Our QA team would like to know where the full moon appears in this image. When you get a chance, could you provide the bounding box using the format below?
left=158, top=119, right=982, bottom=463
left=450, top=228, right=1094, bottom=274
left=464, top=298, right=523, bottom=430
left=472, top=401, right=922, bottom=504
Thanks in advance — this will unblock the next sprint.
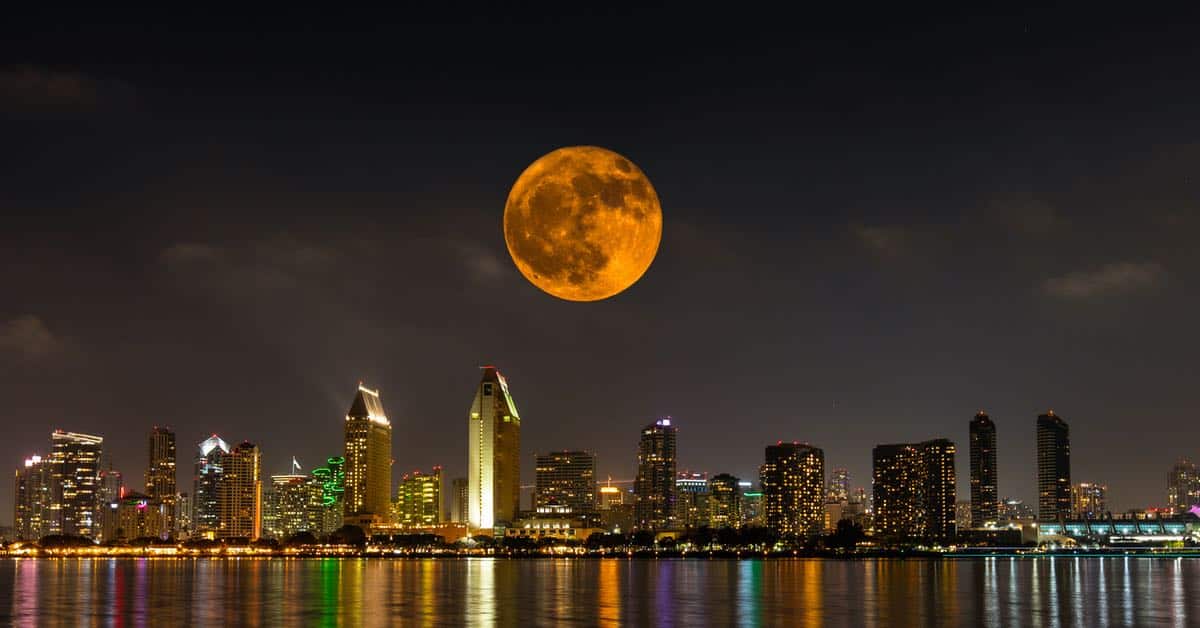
left=503, top=146, right=663, bottom=302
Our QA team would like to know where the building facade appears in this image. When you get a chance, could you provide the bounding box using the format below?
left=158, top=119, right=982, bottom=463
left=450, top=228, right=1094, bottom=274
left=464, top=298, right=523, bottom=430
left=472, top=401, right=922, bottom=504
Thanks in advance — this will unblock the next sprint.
left=1167, top=459, right=1200, bottom=514
left=760, top=442, right=825, bottom=537
left=13, top=454, right=52, bottom=540
left=394, top=467, right=442, bottom=527
left=535, top=451, right=597, bottom=514
left=467, top=367, right=522, bottom=531
left=264, top=473, right=323, bottom=539
left=218, top=441, right=262, bottom=539
left=450, top=477, right=469, bottom=523
left=343, top=384, right=393, bottom=526
left=1072, top=482, right=1108, bottom=519
left=674, top=471, right=709, bottom=529
left=49, top=430, right=104, bottom=539
left=193, top=435, right=230, bottom=538
left=708, top=473, right=742, bottom=529
left=145, top=426, right=177, bottom=536
left=968, top=411, right=998, bottom=528
left=872, top=439, right=957, bottom=541
left=1036, top=411, right=1071, bottom=522
left=634, top=418, right=677, bottom=531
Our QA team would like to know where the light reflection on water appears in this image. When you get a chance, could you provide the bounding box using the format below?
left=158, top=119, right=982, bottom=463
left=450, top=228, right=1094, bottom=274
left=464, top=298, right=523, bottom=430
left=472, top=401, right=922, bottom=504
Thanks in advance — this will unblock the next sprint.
left=1, top=557, right=1197, bottom=627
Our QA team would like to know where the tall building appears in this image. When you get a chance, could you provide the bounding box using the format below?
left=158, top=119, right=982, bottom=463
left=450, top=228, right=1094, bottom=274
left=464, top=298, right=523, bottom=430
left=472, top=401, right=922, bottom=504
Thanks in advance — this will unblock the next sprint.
left=708, top=473, right=742, bottom=529
left=675, top=471, right=709, bottom=528
left=13, top=454, right=52, bottom=540
left=312, top=456, right=346, bottom=534
left=1071, top=481, right=1108, bottom=519
left=99, top=467, right=123, bottom=505
left=343, top=384, right=393, bottom=526
left=1167, top=459, right=1200, bottom=513
left=467, top=367, right=522, bottom=530
left=872, top=439, right=957, bottom=541
left=1036, top=411, right=1071, bottom=522
left=827, top=467, right=849, bottom=502
left=394, top=467, right=442, bottom=527
left=450, top=477, right=469, bottom=523
left=634, top=418, right=677, bottom=530
left=49, top=430, right=104, bottom=539
left=535, top=451, right=597, bottom=514
left=218, top=441, right=261, bottom=538
left=176, top=492, right=192, bottom=538
left=145, top=426, right=177, bottom=535
left=968, top=411, right=998, bottom=528
left=264, top=473, right=322, bottom=539
left=193, top=435, right=230, bottom=538
left=760, top=442, right=825, bottom=537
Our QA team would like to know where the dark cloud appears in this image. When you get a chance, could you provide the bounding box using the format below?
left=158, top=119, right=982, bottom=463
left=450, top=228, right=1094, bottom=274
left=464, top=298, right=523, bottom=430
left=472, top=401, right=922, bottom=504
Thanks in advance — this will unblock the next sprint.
left=851, top=224, right=913, bottom=258
left=0, top=315, right=63, bottom=360
left=1041, top=262, right=1166, bottom=299
left=0, top=65, right=135, bottom=112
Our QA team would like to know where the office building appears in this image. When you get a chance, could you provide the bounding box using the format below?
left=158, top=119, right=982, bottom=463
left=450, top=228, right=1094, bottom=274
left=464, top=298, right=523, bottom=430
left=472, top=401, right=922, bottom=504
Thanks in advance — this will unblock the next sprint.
left=828, top=468, right=849, bottom=502
left=760, top=442, right=825, bottom=537
left=312, top=456, right=346, bottom=534
left=343, top=384, right=393, bottom=527
left=467, top=366, right=522, bottom=530
left=1036, top=411, right=1071, bottom=522
left=675, top=471, right=709, bottom=528
left=450, top=477, right=469, bottom=523
left=634, top=418, right=677, bottom=530
left=193, top=435, right=230, bottom=538
left=145, top=426, right=177, bottom=535
left=1072, top=482, right=1108, bottom=519
left=535, top=451, right=597, bottom=514
left=1167, top=459, right=1200, bottom=513
left=708, top=473, right=742, bottom=529
left=49, top=430, right=104, bottom=539
left=13, top=454, right=52, bottom=541
left=394, top=467, right=442, bottom=527
left=968, top=411, right=998, bottom=528
left=218, top=441, right=262, bottom=538
left=264, top=473, right=322, bottom=539
left=872, top=439, right=957, bottom=540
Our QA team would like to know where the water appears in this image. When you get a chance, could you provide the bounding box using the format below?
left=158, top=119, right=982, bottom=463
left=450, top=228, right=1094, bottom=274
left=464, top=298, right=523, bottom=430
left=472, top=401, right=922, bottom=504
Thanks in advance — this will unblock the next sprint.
left=1, top=557, right=1197, bottom=626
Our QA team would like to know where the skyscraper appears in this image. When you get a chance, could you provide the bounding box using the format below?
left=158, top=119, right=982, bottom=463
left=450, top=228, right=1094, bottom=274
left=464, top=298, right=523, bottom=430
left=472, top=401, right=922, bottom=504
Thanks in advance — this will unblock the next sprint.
left=343, top=384, right=393, bottom=527
left=13, top=454, right=51, bottom=541
left=145, top=426, right=177, bottom=535
left=1071, top=481, right=1107, bottom=519
left=49, top=430, right=104, bottom=539
left=264, top=473, right=322, bottom=539
left=1036, top=411, right=1071, bottom=522
left=760, top=442, right=825, bottom=537
left=218, top=441, right=262, bottom=539
left=193, top=434, right=230, bottom=538
left=1167, top=459, right=1200, bottom=513
left=311, top=456, right=346, bottom=534
left=968, top=411, right=998, bottom=528
left=827, top=467, right=850, bottom=502
left=708, top=473, right=742, bottom=529
left=467, top=367, right=522, bottom=530
left=535, top=451, right=597, bottom=514
left=872, top=439, right=957, bottom=541
left=675, top=471, right=709, bottom=528
left=634, top=418, right=677, bottom=530
left=394, top=467, right=442, bottom=527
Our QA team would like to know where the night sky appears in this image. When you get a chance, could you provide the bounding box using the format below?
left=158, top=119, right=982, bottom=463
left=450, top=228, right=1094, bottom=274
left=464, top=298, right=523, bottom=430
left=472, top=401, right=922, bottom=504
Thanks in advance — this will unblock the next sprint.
left=3, top=7, right=1199, bottom=521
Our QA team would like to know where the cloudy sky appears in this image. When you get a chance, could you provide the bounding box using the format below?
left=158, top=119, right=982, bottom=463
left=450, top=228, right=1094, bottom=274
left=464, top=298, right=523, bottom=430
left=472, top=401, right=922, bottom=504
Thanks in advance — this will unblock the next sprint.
left=2, top=7, right=1199, bottom=520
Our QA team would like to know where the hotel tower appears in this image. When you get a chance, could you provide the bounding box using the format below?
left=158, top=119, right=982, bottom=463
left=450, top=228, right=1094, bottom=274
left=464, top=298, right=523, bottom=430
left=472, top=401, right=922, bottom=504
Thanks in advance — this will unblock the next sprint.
left=467, top=366, right=522, bottom=531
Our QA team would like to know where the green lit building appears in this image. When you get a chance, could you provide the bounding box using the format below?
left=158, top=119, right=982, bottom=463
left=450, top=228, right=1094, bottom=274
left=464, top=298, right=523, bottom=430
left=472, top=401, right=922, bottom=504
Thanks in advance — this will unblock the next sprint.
left=393, top=467, right=442, bottom=527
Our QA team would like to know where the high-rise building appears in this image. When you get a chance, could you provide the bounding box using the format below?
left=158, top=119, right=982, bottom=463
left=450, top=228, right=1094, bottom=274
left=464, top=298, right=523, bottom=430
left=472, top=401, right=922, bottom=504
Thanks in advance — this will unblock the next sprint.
left=394, top=467, right=442, bottom=527
left=1036, top=411, right=1071, bottom=522
left=760, top=442, right=825, bottom=537
left=1167, top=459, right=1200, bottom=514
left=49, top=430, right=104, bottom=539
left=535, top=451, right=597, bottom=514
left=1071, top=482, right=1108, bottom=519
left=675, top=471, right=709, bottom=528
left=193, top=435, right=230, bottom=538
left=264, top=473, right=322, bottom=539
left=827, top=468, right=849, bottom=502
left=872, top=439, right=957, bottom=541
left=13, top=454, right=52, bottom=541
left=708, top=473, right=742, bottom=529
left=218, top=441, right=262, bottom=539
left=312, top=456, right=346, bottom=534
left=145, top=426, right=177, bottom=535
left=968, top=411, right=998, bottom=528
left=634, top=418, right=677, bottom=530
left=176, top=492, right=192, bottom=538
left=450, top=477, right=469, bottom=523
left=343, top=384, right=393, bottom=527
left=467, top=367, right=522, bottom=530
left=99, top=467, right=123, bottom=505
left=598, top=484, right=624, bottom=509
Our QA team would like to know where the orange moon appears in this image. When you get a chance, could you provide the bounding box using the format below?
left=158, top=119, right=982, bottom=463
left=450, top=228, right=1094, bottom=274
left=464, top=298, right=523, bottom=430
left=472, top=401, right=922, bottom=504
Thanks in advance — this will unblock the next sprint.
left=503, top=146, right=663, bottom=301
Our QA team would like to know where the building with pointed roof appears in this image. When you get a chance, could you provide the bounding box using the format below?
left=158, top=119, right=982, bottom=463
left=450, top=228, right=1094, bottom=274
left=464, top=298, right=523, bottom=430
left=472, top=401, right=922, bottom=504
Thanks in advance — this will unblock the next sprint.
left=468, top=366, right=522, bottom=531
left=343, top=384, right=392, bottom=527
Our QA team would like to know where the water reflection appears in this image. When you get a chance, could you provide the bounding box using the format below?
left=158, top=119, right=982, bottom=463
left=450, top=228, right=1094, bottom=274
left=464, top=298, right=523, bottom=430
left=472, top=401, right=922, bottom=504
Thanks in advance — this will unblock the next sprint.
left=0, top=557, right=1197, bottom=627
